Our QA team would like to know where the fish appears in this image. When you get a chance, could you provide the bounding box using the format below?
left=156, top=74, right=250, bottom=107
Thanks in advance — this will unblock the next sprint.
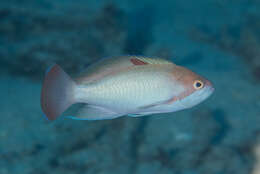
left=41, top=56, right=214, bottom=121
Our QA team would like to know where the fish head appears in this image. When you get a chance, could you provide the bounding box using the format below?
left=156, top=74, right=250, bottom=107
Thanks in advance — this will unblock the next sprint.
left=170, top=66, right=214, bottom=109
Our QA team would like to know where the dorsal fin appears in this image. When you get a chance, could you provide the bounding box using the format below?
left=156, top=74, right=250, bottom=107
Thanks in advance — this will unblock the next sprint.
left=130, top=56, right=174, bottom=65
left=76, top=56, right=174, bottom=84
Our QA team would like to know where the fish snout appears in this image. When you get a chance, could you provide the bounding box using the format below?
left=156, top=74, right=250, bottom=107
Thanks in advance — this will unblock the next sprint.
left=204, top=80, right=215, bottom=93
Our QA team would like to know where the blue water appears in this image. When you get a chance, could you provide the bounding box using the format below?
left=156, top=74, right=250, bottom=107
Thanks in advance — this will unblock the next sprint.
left=0, top=0, right=260, bottom=174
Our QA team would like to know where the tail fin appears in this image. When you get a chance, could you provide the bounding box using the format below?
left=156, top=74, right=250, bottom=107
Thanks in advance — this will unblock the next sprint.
left=41, top=64, right=76, bottom=121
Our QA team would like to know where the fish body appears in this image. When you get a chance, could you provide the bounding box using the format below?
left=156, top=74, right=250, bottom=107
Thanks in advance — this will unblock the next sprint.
left=41, top=56, right=214, bottom=121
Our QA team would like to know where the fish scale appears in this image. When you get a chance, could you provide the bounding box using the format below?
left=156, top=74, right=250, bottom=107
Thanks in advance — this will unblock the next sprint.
left=76, top=66, right=175, bottom=112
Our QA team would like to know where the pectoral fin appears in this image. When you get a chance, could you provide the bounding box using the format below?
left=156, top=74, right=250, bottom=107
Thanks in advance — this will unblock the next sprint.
left=138, top=100, right=169, bottom=110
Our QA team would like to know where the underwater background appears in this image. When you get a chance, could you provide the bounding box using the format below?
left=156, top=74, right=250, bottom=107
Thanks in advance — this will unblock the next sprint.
left=0, top=0, right=260, bottom=174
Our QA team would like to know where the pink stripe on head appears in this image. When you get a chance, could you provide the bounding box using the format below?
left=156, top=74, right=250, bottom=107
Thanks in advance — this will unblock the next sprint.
left=166, top=88, right=194, bottom=104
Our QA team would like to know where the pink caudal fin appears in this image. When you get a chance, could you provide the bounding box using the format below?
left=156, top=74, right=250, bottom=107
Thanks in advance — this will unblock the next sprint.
left=41, top=64, right=76, bottom=121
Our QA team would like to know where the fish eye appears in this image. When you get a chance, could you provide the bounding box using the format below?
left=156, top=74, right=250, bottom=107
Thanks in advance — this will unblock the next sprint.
left=193, top=80, right=203, bottom=90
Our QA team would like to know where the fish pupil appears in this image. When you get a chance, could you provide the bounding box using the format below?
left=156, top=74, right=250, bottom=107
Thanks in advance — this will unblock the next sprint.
left=196, top=82, right=202, bottom=88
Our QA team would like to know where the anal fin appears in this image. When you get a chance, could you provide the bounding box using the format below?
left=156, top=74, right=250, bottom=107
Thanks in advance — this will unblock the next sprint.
left=65, top=104, right=122, bottom=120
left=127, top=113, right=144, bottom=117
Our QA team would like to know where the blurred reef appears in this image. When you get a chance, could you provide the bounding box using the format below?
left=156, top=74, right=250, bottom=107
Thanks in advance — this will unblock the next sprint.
left=0, top=0, right=260, bottom=174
